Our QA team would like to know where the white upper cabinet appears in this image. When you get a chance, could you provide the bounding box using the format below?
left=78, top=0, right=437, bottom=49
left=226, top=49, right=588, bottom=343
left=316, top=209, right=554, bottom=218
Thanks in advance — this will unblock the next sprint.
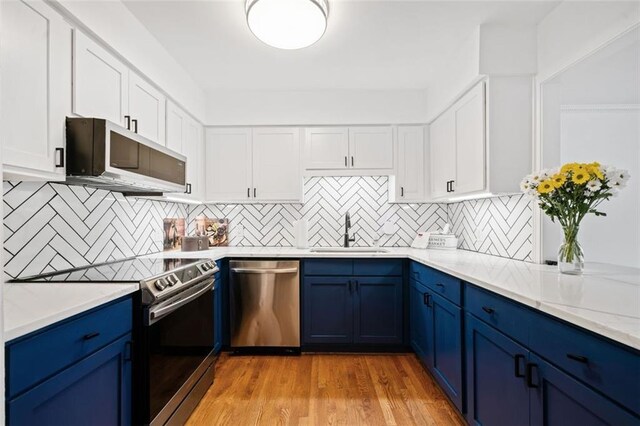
left=430, top=82, right=485, bottom=199
left=73, top=30, right=129, bottom=127
left=252, top=128, right=302, bottom=201
left=394, top=126, right=426, bottom=202
left=205, top=128, right=302, bottom=203
left=304, top=126, right=393, bottom=174
left=1, top=0, right=71, bottom=181
left=348, top=127, right=393, bottom=170
left=129, top=72, right=166, bottom=144
left=428, top=78, right=532, bottom=200
left=183, top=117, right=204, bottom=200
left=454, top=84, right=485, bottom=194
left=429, top=111, right=456, bottom=199
left=205, top=128, right=253, bottom=202
left=304, top=127, right=349, bottom=170
left=166, top=101, right=187, bottom=154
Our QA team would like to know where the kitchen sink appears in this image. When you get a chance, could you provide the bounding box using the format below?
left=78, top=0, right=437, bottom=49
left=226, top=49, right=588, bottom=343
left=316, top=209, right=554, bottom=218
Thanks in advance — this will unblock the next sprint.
left=309, top=247, right=389, bottom=254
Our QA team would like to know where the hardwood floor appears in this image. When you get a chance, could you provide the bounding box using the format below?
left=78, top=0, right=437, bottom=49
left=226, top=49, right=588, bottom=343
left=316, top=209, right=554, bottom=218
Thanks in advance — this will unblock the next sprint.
left=187, top=353, right=464, bottom=426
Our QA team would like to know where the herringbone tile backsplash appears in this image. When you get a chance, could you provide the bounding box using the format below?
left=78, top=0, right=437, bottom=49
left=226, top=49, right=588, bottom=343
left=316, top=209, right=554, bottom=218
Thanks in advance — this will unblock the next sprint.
left=3, top=177, right=533, bottom=279
left=3, top=182, right=187, bottom=280
left=189, top=177, right=449, bottom=247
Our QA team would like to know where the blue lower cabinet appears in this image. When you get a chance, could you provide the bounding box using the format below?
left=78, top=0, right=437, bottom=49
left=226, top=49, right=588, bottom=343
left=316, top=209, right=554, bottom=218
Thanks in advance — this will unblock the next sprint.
left=410, top=280, right=429, bottom=363
left=8, top=334, right=132, bottom=426
left=529, top=353, right=639, bottom=426
left=303, top=276, right=353, bottom=344
left=429, top=292, right=463, bottom=411
left=466, top=314, right=530, bottom=426
left=213, top=260, right=225, bottom=354
left=353, top=276, right=403, bottom=345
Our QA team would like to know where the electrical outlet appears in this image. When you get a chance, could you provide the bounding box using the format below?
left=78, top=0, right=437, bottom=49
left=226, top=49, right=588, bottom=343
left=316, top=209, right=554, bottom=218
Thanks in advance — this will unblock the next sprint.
left=236, top=225, right=244, bottom=239
left=475, top=228, right=487, bottom=243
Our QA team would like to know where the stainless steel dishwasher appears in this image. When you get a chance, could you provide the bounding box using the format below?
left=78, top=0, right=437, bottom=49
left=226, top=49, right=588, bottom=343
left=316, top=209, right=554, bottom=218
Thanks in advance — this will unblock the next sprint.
left=229, top=260, right=300, bottom=353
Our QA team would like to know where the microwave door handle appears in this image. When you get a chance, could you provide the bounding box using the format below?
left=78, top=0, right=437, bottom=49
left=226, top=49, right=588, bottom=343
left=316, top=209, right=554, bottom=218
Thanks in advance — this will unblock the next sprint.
left=149, top=280, right=213, bottom=324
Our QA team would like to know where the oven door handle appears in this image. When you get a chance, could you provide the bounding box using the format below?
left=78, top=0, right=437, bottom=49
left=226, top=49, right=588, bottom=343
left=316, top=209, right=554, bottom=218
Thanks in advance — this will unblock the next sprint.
left=231, top=267, right=298, bottom=274
left=149, top=280, right=214, bottom=324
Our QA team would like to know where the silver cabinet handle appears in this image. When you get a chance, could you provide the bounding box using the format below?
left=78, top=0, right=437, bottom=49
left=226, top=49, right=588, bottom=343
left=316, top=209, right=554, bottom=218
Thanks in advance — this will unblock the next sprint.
left=231, top=267, right=298, bottom=274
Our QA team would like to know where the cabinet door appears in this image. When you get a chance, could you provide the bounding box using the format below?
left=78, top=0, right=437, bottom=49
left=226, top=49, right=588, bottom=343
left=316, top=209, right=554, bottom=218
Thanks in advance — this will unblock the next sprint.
left=1, top=0, right=70, bottom=180
left=184, top=118, right=204, bottom=200
left=128, top=72, right=165, bottom=144
left=396, top=126, right=425, bottom=201
left=304, top=127, right=349, bottom=170
left=205, top=128, right=253, bottom=202
left=165, top=101, right=186, bottom=154
left=429, top=111, right=456, bottom=199
left=303, top=277, right=353, bottom=344
left=410, top=280, right=430, bottom=362
left=348, top=127, right=393, bottom=170
left=453, top=82, right=485, bottom=195
left=73, top=30, right=129, bottom=127
left=8, top=334, right=132, bottom=426
left=466, top=314, right=530, bottom=426
left=429, top=292, right=463, bottom=411
left=252, top=127, right=302, bottom=201
left=353, top=276, right=403, bottom=345
left=529, top=353, right=639, bottom=426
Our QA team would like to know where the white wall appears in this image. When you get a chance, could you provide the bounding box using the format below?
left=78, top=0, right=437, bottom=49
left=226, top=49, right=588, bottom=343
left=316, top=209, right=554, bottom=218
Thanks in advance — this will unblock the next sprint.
left=537, top=1, right=640, bottom=81
left=53, top=0, right=206, bottom=121
left=425, top=27, right=480, bottom=121
left=205, top=89, right=428, bottom=126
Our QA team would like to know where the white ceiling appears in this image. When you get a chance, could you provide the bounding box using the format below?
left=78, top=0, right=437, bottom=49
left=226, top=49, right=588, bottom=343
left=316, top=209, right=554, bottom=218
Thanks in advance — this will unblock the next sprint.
left=122, top=0, right=559, bottom=91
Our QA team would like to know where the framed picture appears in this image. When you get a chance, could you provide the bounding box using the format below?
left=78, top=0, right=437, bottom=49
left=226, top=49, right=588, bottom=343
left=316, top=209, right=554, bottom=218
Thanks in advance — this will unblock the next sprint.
left=194, top=217, right=229, bottom=247
left=163, top=218, right=185, bottom=251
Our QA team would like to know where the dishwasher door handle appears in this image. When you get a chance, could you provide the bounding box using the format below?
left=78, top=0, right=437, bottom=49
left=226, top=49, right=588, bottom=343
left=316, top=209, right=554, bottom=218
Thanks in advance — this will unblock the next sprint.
left=231, top=267, right=298, bottom=274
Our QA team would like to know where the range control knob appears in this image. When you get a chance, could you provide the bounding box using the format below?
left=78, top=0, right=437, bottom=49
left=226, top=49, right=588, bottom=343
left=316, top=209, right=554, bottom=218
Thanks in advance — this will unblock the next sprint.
left=154, top=279, right=166, bottom=291
left=201, top=263, right=210, bottom=271
left=167, top=275, right=177, bottom=286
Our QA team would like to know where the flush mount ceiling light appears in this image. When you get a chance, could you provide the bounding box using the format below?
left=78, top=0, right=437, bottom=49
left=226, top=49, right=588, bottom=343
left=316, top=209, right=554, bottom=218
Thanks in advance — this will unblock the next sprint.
left=245, top=0, right=329, bottom=50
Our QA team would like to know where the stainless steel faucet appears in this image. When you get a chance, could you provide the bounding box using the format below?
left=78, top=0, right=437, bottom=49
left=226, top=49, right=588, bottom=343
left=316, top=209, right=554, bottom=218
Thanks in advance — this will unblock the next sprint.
left=343, top=212, right=356, bottom=247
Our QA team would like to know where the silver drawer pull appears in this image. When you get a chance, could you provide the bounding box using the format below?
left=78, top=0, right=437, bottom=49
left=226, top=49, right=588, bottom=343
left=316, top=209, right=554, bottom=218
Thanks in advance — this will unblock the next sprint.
left=231, top=267, right=298, bottom=274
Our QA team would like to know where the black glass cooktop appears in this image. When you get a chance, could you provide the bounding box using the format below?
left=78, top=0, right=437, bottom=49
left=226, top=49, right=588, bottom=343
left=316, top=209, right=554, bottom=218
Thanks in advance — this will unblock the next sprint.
left=15, top=257, right=202, bottom=283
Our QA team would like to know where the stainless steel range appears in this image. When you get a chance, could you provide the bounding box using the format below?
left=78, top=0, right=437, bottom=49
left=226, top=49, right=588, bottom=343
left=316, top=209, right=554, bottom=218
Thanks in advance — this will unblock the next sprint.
left=21, top=257, right=220, bottom=426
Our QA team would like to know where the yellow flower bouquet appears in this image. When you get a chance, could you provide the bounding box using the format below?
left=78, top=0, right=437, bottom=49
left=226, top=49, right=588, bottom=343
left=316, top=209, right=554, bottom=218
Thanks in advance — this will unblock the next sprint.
left=521, top=162, right=630, bottom=274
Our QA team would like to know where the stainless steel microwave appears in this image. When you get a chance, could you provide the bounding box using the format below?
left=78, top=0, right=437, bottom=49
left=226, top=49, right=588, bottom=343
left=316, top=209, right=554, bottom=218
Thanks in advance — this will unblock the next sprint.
left=65, top=117, right=186, bottom=194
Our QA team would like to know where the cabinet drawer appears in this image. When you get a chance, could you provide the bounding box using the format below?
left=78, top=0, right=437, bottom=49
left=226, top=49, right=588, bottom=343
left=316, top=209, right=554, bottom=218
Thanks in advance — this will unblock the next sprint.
left=7, top=298, right=132, bottom=398
left=353, top=259, right=402, bottom=276
left=465, top=285, right=531, bottom=345
left=410, top=262, right=461, bottom=305
left=304, top=259, right=353, bottom=276
left=530, top=314, right=640, bottom=416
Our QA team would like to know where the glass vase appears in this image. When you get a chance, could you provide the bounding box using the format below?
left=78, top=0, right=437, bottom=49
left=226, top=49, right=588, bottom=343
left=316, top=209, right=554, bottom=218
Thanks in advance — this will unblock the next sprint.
left=557, top=225, right=584, bottom=275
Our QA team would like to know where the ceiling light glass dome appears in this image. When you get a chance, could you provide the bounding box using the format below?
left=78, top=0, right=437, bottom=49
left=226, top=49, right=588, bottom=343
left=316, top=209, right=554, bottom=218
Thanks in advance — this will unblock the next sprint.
left=245, top=0, right=329, bottom=50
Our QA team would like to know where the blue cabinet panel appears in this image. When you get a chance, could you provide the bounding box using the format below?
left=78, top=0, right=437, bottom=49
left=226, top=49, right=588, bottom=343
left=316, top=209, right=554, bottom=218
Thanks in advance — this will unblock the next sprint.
left=353, top=259, right=403, bottom=276
left=465, top=284, right=531, bottom=346
left=8, top=334, right=132, bottom=426
left=466, top=313, right=530, bottom=426
left=529, top=312, right=640, bottom=416
left=303, top=277, right=353, bottom=344
left=304, top=259, right=353, bottom=276
left=213, top=260, right=225, bottom=354
left=430, top=292, right=463, bottom=411
left=7, top=298, right=132, bottom=398
left=410, top=279, right=429, bottom=363
left=353, top=276, right=403, bottom=344
left=529, top=353, right=639, bottom=426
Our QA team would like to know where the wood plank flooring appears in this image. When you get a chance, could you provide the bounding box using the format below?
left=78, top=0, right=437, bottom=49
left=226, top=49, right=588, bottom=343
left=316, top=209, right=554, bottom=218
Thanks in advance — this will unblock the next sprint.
left=187, top=353, right=464, bottom=426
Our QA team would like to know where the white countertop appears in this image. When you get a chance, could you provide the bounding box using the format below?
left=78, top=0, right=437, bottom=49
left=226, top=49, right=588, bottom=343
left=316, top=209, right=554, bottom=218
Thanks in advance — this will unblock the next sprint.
left=3, top=282, right=138, bottom=342
left=145, top=247, right=640, bottom=350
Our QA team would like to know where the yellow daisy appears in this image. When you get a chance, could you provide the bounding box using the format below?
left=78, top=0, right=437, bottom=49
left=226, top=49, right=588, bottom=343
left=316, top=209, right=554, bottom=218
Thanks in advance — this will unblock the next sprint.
left=560, top=163, right=578, bottom=174
left=586, top=162, right=604, bottom=180
left=537, top=179, right=555, bottom=194
left=571, top=170, right=590, bottom=185
left=551, top=173, right=567, bottom=187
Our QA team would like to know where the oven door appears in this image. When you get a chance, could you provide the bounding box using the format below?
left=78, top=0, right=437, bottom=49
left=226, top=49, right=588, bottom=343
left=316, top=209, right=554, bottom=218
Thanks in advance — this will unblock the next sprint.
left=144, top=279, right=215, bottom=425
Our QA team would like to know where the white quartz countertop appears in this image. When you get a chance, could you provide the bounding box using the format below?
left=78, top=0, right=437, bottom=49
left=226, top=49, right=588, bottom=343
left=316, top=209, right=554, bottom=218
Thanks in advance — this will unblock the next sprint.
left=145, top=247, right=640, bottom=350
left=3, top=282, right=138, bottom=342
